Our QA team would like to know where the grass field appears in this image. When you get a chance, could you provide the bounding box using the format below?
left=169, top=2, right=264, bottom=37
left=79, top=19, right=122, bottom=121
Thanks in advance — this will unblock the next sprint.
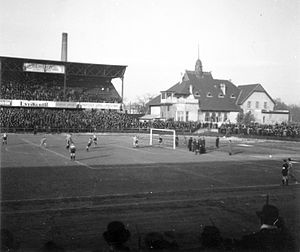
left=1, top=133, right=300, bottom=251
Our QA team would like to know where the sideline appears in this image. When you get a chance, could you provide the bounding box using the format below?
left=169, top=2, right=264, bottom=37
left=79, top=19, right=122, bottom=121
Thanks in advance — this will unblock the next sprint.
left=2, top=184, right=299, bottom=214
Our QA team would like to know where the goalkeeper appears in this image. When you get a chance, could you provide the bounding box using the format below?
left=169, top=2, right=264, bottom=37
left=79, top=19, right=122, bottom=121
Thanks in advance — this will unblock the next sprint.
left=158, top=135, right=163, bottom=145
left=133, top=135, right=139, bottom=148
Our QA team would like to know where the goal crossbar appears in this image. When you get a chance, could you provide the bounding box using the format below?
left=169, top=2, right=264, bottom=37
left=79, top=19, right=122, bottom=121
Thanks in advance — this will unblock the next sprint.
left=150, top=128, right=176, bottom=149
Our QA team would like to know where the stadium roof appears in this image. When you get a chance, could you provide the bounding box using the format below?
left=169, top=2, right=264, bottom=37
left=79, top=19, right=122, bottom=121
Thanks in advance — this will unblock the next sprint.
left=0, top=56, right=127, bottom=79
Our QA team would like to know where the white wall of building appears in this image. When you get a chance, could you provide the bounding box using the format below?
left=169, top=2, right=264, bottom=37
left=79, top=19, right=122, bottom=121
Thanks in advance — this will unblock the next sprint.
left=149, top=90, right=288, bottom=124
left=227, top=112, right=239, bottom=123
left=150, top=106, right=161, bottom=116
left=262, top=112, right=289, bottom=124
left=241, top=92, right=275, bottom=123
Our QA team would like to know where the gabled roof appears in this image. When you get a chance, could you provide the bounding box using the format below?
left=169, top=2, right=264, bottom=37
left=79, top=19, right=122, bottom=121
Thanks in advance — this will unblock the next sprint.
left=147, top=94, right=161, bottom=106
left=166, top=82, right=182, bottom=93
left=161, top=70, right=241, bottom=111
left=237, top=84, right=275, bottom=105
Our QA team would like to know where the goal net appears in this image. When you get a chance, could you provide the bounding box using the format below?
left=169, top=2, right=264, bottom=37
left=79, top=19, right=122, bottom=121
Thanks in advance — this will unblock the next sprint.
left=149, top=128, right=176, bottom=149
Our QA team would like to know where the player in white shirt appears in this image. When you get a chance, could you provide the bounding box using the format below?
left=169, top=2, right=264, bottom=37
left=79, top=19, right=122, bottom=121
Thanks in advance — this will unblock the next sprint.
left=70, top=143, right=76, bottom=160
left=66, top=134, right=73, bottom=149
left=93, top=134, right=98, bottom=146
left=2, top=133, right=8, bottom=145
left=40, top=136, right=47, bottom=147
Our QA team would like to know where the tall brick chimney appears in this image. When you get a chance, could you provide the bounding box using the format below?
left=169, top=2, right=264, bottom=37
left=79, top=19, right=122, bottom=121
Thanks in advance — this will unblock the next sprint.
left=61, top=33, right=68, bottom=62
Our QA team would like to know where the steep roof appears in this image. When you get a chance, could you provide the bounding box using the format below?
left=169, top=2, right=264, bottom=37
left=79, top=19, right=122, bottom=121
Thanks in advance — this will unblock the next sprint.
left=237, top=84, right=275, bottom=105
left=147, top=94, right=161, bottom=106
left=163, top=70, right=241, bottom=111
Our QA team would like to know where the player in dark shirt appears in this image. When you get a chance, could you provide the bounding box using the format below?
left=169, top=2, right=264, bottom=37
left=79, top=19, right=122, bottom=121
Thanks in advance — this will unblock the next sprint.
left=158, top=135, right=163, bottom=145
left=86, top=137, right=93, bottom=151
left=216, top=136, right=219, bottom=148
left=282, top=159, right=289, bottom=185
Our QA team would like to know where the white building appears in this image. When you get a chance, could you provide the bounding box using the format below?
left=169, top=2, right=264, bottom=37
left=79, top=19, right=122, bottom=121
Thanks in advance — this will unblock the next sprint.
left=147, top=58, right=289, bottom=124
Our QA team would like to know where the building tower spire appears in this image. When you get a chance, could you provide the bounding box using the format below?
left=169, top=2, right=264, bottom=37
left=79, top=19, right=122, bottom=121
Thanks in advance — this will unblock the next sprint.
left=195, top=44, right=203, bottom=76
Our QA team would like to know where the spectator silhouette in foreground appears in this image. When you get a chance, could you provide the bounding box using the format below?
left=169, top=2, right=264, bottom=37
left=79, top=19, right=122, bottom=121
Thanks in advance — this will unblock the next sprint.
left=200, top=225, right=223, bottom=250
left=1, top=229, right=19, bottom=251
left=144, top=232, right=178, bottom=250
left=103, top=221, right=131, bottom=251
left=200, top=204, right=296, bottom=251
left=231, top=204, right=296, bottom=251
left=40, top=241, right=64, bottom=251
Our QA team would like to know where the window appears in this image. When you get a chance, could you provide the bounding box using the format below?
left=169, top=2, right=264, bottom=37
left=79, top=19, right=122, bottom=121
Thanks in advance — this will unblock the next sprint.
left=211, top=112, right=216, bottom=122
left=205, top=112, right=210, bottom=121
left=224, top=112, right=228, bottom=121
left=186, top=111, right=189, bottom=121
left=247, top=101, right=251, bottom=108
left=177, top=111, right=184, bottom=121
left=167, top=105, right=170, bottom=111
left=207, top=92, right=212, bottom=97
left=256, top=101, right=259, bottom=109
left=218, top=93, right=224, bottom=98
left=230, top=94, right=235, bottom=99
left=264, top=102, right=267, bottom=109
left=195, top=91, right=200, bottom=97
left=218, top=112, right=222, bottom=122
left=162, top=93, right=166, bottom=99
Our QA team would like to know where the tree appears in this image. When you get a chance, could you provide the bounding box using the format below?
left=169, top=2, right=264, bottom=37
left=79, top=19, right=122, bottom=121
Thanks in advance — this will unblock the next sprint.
left=135, top=93, right=157, bottom=114
left=236, top=111, right=244, bottom=124
left=274, top=98, right=300, bottom=122
left=289, top=104, right=300, bottom=122
left=124, top=93, right=157, bottom=114
left=236, top=111, right=255, bottom=125
left=243, top=111, right=255, bottom=125
left=274, top=98, right=289, bottom=110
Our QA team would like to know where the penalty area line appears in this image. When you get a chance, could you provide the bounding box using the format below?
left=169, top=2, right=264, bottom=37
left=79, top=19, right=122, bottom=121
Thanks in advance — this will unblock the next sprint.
left=21, top=138, right=94, bottom=170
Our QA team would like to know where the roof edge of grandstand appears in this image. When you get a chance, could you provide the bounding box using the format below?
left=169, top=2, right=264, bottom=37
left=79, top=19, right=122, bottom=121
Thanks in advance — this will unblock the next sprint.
left=0, top=55, right=128, bottom=69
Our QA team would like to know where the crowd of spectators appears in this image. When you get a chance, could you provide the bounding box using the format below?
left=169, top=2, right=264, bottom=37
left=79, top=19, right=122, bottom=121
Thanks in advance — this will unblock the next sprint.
left=0, top=79, right=121, bottom=103
left=1, top=107, right=300, bottom=139
left=219, top=122, right=300, bottom=138
left=0, top=107, right=202, bottom=133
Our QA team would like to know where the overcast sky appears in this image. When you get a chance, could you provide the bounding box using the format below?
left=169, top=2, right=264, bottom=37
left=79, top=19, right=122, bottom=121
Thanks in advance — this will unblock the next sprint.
left=1, top=0, right=299, bottom=105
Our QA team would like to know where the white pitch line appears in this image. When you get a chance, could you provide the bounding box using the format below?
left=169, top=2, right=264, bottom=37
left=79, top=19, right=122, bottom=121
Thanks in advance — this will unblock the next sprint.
left=2, top=183, right=298, bottom=211
left=109, top=142, right=175, bottom=155
left=21, top=138, right=93, bottom=169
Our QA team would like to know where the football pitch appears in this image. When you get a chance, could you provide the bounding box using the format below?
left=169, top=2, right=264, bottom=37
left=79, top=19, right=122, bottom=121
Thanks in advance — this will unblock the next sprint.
left=1, top=133, right=300, bottom=251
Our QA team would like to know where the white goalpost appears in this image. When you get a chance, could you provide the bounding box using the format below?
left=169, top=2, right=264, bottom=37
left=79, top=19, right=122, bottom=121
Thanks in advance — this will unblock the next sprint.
left=149, top=128, right=176, bottom=149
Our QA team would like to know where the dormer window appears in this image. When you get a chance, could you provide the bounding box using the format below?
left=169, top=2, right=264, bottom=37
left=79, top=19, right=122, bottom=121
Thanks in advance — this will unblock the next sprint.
left=218, top=93, right=224, bottom=98
left=207, top=92, right=212, bottom=97
left=230, top=94, right=236, bottom=99
left=220, top=83, right=226, bottom=95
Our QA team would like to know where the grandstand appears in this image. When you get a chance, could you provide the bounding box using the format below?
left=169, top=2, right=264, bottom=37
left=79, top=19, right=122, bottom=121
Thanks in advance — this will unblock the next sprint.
left=0, top=56, right=127, bottom=105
